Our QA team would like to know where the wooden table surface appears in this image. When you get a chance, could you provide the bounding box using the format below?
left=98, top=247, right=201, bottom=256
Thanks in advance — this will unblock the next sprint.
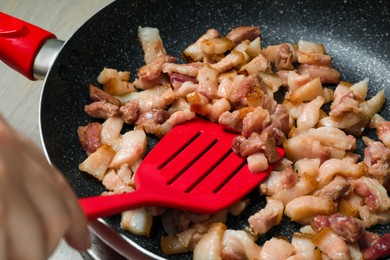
left=0, top=0, right=113, bottom=258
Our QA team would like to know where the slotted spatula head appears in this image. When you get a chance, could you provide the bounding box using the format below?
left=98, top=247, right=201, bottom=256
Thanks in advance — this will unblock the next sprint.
left=79, top=118, right=284, bottom=220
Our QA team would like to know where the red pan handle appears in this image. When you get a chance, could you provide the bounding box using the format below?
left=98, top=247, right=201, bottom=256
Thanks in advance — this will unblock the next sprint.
left=0, top=12, right=56, bottom=80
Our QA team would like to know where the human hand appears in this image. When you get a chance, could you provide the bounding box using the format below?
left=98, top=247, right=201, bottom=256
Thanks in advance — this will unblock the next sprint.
left=0, top=115, right=90, bottom=259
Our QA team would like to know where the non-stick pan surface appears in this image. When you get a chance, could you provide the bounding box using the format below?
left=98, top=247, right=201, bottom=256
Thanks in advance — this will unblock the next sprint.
left=39, top=0, right=390, bottom=258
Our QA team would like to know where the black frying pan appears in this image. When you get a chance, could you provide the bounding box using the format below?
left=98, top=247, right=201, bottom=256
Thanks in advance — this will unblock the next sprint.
left=10, top=0, right=390, bottom=258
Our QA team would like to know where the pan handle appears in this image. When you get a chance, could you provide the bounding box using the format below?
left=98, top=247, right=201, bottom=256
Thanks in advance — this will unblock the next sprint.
left=0, top=12, right=60, bottom=80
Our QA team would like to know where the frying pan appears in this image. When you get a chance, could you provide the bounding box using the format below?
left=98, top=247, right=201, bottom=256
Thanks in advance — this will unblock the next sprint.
left=2, top=0, right=390, bottom=259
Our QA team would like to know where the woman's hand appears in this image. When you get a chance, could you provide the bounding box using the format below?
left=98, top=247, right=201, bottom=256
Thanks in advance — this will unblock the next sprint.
left=0, top=115, right=90, bottom=260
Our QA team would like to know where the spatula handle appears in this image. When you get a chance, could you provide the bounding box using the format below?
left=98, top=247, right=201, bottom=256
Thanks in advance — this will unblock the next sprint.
left=79, top=190, right=157, bottom=221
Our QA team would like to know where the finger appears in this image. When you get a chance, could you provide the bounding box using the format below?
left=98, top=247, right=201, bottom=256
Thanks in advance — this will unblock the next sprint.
left=15, top=131, right=49, bottom=164
left=0, top=115, right=89, bottom=256
left=64, top=203, right=91, bottom=252
left=0, top=234, right=6, bottom=260
left=1, top=115, right=90, bottom=252
left=25, top=173, right=72, bottom=255
left=0, top=176, right=47, bottom=260
left=52, top=168, right=91, bottom=251
left=0, top=198, right=8, bottom=260
left=6, top=203, right=47, bottom=260
left=23, top=158, right=90, bottom=254
left=0, top=142, right=72, bottom=256
left=15, top=124, right=91, bottom=251
left=10, top=121, right=90, bottom=252
left=7, top=206, right=47, bottom=259
left=47, top=171, right=91, bottom=253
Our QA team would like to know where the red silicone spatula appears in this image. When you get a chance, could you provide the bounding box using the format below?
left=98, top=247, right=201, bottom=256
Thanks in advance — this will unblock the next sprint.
left=79, top=117, right=284, bottom=220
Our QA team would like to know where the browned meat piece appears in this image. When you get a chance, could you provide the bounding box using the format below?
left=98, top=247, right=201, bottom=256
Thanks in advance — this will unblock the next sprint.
left=77, top=122, right=102, bottom=155
left=359, top=231, right=381, bottom=251
left=259, top=104, right=290, bottom=146
left=352, top=176, right=390, bottom=212
left=364, top=136, right=390, bottom=162
left=262, top=43, right=294, bottom=71
left=218, top=110, right=243, bottom=133
left=89, top=84, right=122, bottom=106
left=230, top=75, right=263, bottom=105
left=363, top=233, right=390, bottom=260
left=260, top=132, right=280, bottom=163
left=169, top=73, right=198, bottom=86
left=377, top=121, right=390, bottom=148
left=231, top=135, right=246, bottom=154
left=242, top=106, right=271, bottom=138
left=275, top=43, right=294, bottom=71
left=138, top=55, right=176, bottom=81
left=232, top=131, right=280, bottom=163
left=260, top=95, right=278, bottom=115
left=296, top=50, right=332, bottom=66
left=232, top=133, right=261, bottom=157
left=276, top=70, right=290, bottom=87
left=248, top=197, right=283, bottom=235
left=197, top=63, right=219, bottom=99
left=298, top=63, right=340, bottom=84
left=135, top=109, right=170, bottom=134
left=102, top=169, right=134, bottom=194
left=330, top=90, right=361, bottom=117
left=239, top=53, right=269, bottom=76
left=226, top=26, right=261, bottom=46
left=120, top=101, right=140, bottom=124
left=137, top=109, right=170, bottom=125
left=312, top=227, right=350, bottom=259
left=134, top=55, right=176, bottom=89
left=182, top=28, right=220, bottom=63
left=312, top=213, right=364, bottom=243
left=221, top=229, right=262, bottom=259
left=313, top=176, right=351, bottom=201
left=363, top=137, right=390, bottom=188
left=84, top=101, right=120, bottom=119
left=163, top=62, right=203, bottom=77
left=138, top=56, right=165, bottom=81
left=268, top=104, right=290, bottom=135
left=280, top=166, right=299, bottom=189
left=260, top=165, right=298, bottom=196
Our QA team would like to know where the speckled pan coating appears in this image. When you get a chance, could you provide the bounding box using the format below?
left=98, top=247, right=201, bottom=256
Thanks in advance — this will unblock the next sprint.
left=39, top=0, right=390, bottom=259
